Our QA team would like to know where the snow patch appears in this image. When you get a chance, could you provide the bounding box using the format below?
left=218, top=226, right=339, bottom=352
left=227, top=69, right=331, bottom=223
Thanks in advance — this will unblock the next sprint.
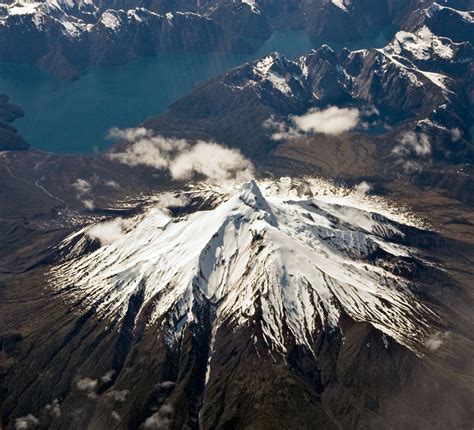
left=331, top=0, right=350, bottom=12
left=100, top=10, right=121, bottom=31
left=390, top=26, right=454, bottom=61
left=241, top=0, right=260, bottom=14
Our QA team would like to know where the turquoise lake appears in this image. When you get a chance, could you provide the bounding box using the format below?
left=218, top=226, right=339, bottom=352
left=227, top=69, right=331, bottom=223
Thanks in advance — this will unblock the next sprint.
left=0, top=28, right=394, bottom=154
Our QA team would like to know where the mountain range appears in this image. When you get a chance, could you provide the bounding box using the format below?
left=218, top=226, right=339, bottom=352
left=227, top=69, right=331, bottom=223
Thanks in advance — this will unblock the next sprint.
left=2, top=0, right=472, bottom=79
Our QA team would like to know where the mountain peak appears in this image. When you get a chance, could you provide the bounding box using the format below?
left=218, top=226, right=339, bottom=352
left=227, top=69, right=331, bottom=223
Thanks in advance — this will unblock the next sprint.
left=50, top=179, right=435, bottom=355
left=237, top=180, right=276, bottom=222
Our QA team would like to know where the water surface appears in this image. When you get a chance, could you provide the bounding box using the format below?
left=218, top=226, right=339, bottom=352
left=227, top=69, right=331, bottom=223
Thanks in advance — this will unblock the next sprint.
left=0, top=28, right=395, bottom=153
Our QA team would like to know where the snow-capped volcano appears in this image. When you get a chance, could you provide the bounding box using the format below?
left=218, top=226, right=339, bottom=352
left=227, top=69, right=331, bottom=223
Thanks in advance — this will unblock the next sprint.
left=50, top=179, right=435, bottom=354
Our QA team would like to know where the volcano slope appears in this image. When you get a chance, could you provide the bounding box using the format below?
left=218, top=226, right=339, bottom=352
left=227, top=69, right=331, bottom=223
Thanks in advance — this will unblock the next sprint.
left=1, top=179, right=473, bottom=429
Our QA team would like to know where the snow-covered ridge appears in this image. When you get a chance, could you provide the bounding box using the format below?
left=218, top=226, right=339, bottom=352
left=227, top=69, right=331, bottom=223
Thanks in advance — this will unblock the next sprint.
left=49, top=178, right=435, bottom=354
left=224, top=52, right=307, bottom=96
left=427, top=2, right=474, bottom=23
left=375, top=47, right=452, bottom=92
left=390, top=26, right=454, bottom=61
left=253, top=54, right=293, bottom=94
left=218, top=10, right=471, bottom=144
left=0, top=0, right=93, bottom=36
left=0, top=1, right=206, bottom=38
left=225, top=24, right=465, bottom=106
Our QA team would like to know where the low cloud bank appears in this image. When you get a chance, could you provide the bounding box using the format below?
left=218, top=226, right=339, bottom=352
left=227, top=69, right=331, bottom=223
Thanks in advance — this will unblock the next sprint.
left=265, top=106, right=361, bottom=141
left=107, top=128, right=254, bottom=186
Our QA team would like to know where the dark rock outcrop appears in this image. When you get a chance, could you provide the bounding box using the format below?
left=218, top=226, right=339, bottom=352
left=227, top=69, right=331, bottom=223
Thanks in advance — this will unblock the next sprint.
left=0, top=94, right=29, bottom=151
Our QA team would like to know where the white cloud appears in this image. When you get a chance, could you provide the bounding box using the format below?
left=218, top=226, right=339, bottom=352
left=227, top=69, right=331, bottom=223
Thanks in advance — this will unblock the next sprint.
left=362, top=105, right=380, bottom=117
left=336, top=206, right=375, bottom=232
left=392, top=132, right=432, bottom=172
left=44, top=399, right=61, bottom=418
left=143, top=404, right=173, bottom=430
left=450, top=127, right=461, bottom=142
left=111, top=411, right=122, bottom=422
left=264, top=106, right=361, bottom=141
left=393, top=132, right=431, bottom=157
left=15, top=414, right=39, bottom=430
left=292, top=106, right=360, bottom=135
left=82, top=199, right=95, bottom=210
left=106, top=390, right=129, bottom=403
left=425, top=331, right=449, bottom=352
left=263, top=116, right=301, bottom=141
left=72, top=178, right=96, bottom=209
left=86, top=218, right=128, bottom=245
left=108, top=132, right=187, bottom=170
left=100, top=370, right=115, bottom=383
left=107, top=128, right=254, bottom=187
left=105, top=180, right=120, bottom=188
left=77, top=377, right=97, bottom=391
left=155, top=192, right=190, bottom=208
left=156, top=381, right=176, bottom=389
left=292, top=180, right=313, bottom=197
left=77, top=377, right=98, bottom=399
left=354, top=181, right=371, bottom=196
left=401, top=160, right=422, bottom=173
left=85, top=194, right=189, bottom=247
left=108, top=126, right=149, bottom=142
left=72, top=178, right=92, bottom=195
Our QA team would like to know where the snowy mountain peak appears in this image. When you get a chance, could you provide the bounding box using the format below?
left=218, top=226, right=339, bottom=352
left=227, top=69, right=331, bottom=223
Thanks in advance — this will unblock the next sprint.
left=239, top=178, right=263, bottom=202
left=50, top=179, right=435, bottom=355
left=238, top=180, right=277, bottom=224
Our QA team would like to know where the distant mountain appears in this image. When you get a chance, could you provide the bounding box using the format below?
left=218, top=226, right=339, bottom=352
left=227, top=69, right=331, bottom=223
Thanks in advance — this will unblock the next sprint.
left=1, top=0, right=468, bottom=79
left=162, top=3, right=473, bottom=152
left=0, top=1, right=253, bottom=79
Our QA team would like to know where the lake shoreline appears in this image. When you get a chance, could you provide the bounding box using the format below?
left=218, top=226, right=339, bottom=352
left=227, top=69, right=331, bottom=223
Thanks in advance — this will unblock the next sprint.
left=0, top=27, right=395, bottom=154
